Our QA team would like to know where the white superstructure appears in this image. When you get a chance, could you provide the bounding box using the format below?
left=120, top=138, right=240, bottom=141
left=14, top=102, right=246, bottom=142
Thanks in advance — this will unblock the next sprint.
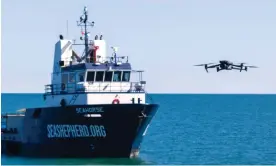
left=44, top=7, right=147, bottom=107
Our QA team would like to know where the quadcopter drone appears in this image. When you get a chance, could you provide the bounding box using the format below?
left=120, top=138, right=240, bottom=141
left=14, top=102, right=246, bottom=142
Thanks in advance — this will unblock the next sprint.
left=194, top=60, right=258, bottom=73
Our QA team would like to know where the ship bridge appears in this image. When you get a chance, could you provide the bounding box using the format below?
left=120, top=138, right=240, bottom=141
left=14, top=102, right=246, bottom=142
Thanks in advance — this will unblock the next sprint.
left=45, top=61, right=146, bottom=95
left=45, top=35, right=146, bottom=96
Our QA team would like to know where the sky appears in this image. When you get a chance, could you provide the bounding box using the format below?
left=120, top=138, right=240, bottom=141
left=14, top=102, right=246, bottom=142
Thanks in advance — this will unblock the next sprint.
left=2, top=0, right=276, bottom=94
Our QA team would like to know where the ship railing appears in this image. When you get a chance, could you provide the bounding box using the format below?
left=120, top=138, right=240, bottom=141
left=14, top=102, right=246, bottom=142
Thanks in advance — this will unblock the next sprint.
left=93, top=55, right=129, bottom=64
left=44, top=81, right=146, bottom=95
left=63, top=55, right=129, bottom=66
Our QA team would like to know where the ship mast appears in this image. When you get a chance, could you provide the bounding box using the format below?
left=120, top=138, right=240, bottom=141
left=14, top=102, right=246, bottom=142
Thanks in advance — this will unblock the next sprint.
left=77, top=6, right=95, bottom=63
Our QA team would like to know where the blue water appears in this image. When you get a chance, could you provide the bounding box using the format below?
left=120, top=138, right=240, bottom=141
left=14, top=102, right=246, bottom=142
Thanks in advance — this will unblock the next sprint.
left=2, top=93, right=276, bottom=165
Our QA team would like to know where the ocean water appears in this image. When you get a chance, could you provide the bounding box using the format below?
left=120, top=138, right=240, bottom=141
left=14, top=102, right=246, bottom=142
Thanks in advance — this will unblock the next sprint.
left=1, top=93, right=276, bottom=165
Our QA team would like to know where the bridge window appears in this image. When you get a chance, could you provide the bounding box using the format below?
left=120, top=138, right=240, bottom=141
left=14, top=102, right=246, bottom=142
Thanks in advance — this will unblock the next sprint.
left=69, top=73, right=75, bottom=83
left=95, top=71, right=104, bottom=82
left=87, top=71, right=95, bottom=82
left=113, top=71, right=122, bottom=82
left=77, top=72, right=85, bottom=82
left=62, top=73, right=68, bottom=83
left=122, top=71, right=131, bottom=82
left=104, top=71, right=113, bottom=82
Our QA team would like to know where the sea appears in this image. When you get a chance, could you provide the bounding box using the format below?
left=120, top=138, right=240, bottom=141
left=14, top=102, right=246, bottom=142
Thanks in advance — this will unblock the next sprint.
left=1, top=93, right=276, bottom=165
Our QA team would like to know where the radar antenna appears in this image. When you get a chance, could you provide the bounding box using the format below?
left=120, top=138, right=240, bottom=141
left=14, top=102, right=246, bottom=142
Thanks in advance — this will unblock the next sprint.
left=77, top=6, right=95, bottom=63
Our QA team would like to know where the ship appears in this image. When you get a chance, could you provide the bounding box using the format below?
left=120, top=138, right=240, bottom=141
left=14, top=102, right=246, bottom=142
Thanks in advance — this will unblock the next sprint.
left=1, top=6, right=159, bottom=158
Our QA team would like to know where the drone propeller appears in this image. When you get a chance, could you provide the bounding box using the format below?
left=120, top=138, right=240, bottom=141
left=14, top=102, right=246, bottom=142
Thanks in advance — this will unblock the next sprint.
left=233, top=62, right=247, bottom=72
left=239, top=65, right=258, bottom=72
left=245, top=65, right=258, bottom=68
left=235, top=62, right=246, bottom=66
left=194, top=63, right=214, bottom=73
left=194, top=63, right=214, bottom=66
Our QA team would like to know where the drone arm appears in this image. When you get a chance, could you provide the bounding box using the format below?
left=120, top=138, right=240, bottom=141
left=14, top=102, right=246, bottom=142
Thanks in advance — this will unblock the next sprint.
left=232, top=67, right=242, bottom=70
left=231, top=64, right=241, bottom=67
left=207, top=64, right=219, bottom=68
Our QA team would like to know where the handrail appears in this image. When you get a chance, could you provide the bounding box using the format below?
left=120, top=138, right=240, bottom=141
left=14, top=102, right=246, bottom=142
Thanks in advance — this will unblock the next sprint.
left=61, top=55, right=129, bottom=65
left=44, top=81, right=146, bottom=95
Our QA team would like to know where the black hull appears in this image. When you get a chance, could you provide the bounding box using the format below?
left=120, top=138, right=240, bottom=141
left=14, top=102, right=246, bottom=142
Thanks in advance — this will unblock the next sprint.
left=1, top=104, right=158, bottom=158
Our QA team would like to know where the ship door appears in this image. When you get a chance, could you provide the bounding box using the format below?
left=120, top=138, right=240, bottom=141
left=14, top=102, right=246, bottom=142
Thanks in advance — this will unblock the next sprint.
left=61, top=73, right=69, bottom=92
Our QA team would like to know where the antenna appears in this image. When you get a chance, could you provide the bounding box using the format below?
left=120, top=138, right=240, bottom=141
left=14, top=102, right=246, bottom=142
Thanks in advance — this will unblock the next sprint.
left=111, top=47, right=119, bottom=64
left=77, top=6, right=95, bottom=63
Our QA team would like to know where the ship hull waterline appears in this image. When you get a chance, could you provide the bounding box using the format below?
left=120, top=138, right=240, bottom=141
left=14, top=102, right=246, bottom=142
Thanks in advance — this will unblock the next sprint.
left=1, top=104, right=158, bottom=158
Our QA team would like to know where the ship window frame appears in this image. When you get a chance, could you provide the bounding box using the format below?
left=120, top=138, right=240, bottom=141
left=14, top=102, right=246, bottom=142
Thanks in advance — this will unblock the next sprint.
left=113, top=71, right=122, bottom=82
left=86, top=71, right=95, bottom=82
left=104, top=71, right=113, bottom=82
left=95, top=71, right=105, bottom=82
left=122, top=71, right=131, bottom=82
left=77, top=71, right=85, bottom=82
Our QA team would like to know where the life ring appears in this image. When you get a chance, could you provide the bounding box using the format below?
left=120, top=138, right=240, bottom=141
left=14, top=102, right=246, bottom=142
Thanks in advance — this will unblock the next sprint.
left=61, top=83, right=65, bottom=91
left=112, top=99, right=120, bottom=104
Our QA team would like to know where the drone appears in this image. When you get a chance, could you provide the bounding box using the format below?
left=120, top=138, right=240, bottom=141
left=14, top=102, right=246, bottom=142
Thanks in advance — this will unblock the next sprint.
left=194, top=60, right=258, bottom=73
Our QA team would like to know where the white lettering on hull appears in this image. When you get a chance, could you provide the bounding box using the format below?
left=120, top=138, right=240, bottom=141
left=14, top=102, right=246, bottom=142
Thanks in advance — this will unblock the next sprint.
left=47, top=124, right=106, bottom=138
left=76, top=107, right=104, bottom=114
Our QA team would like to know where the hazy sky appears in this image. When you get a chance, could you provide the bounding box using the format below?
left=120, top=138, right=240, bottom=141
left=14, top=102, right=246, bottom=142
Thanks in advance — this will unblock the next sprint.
left=2, top=0, right=276, bottom=93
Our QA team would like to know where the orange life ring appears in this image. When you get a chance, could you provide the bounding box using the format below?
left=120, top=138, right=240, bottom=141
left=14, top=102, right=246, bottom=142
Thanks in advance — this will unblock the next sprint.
left=112, top=99, right=120, bottom=104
